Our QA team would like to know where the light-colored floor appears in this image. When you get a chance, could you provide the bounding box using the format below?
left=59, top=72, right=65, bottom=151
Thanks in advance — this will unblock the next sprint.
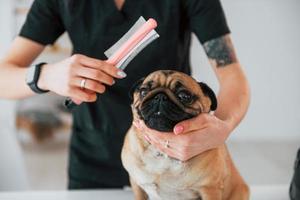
left=21, top=136, right=299, bottom=190
left=228, top=140, right=298, bottom=185
left=21, top=133, right=70, bottom=190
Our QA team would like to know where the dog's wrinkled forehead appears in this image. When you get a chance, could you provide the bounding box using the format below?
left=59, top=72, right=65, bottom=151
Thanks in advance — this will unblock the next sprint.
left=141, top=70, right=200, bottom=92
left=131, top=70, right=217, bottom=114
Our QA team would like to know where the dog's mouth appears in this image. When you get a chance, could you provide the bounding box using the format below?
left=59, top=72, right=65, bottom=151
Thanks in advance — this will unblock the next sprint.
left=138, top=91, right=196, bottom=132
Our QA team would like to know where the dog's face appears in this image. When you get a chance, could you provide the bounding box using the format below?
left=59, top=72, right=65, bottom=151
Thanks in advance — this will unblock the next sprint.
left=130, top=70, right=217, bottom=132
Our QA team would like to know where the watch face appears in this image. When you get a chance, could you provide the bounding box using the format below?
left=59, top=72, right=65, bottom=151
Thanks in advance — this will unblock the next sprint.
left=25, top=65, right=36, bottom=84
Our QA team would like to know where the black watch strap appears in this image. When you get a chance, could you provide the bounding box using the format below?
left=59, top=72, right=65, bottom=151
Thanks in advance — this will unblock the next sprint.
left=27, top=62, right=49, bottom=94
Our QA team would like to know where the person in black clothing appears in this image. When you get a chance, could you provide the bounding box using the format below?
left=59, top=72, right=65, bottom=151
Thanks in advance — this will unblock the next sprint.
left=0, top=0, right=252, bottom=190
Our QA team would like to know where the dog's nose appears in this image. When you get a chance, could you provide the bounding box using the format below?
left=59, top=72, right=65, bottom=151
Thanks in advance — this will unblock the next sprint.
left=154, top=93, right=168, bottom=102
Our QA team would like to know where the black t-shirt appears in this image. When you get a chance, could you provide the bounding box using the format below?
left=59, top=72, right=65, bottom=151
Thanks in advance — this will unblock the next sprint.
left=20, top=0, right=230, bottom=188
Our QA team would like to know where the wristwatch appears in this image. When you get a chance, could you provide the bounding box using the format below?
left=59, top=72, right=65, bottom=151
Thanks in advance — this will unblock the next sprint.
left=25, top=62, right=49, bottom=94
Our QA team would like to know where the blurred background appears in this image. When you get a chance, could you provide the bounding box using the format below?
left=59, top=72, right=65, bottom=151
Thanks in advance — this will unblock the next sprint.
left=0, top=0, right=299, bottom=193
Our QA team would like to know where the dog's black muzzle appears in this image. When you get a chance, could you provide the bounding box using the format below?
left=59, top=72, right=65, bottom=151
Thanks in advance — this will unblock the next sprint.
left=139, top=92, right=195, bottom=132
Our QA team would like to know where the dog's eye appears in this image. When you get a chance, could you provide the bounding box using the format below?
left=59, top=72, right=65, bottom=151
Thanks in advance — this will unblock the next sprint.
left=139, top=88, right=149, bottom=98
left=177, top=90, right=194, bottom=105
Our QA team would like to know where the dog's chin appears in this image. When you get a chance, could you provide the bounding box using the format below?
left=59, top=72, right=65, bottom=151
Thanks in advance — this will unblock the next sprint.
left=144, top=115, right=177, bottom=132
left=139, top=98, right=196, bottom=132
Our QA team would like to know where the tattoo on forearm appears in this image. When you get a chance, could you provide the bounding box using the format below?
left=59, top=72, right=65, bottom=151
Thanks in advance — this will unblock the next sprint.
left=203, top=35, right=237, bottom=67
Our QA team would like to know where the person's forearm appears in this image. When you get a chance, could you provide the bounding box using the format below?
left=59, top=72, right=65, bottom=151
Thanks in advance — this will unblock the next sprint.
left=0, top=61, right=35, bottom=99
left=214, top=63, right=250, bottom=131
left=202, top=34, right=250, bottom=131
left=0, top=37, right=46, bottom=99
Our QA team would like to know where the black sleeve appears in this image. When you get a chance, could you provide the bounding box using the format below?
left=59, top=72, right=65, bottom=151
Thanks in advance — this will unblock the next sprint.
left=184, top=0, right=230, bottom=44
left=19, top=0, right=65, bottom=45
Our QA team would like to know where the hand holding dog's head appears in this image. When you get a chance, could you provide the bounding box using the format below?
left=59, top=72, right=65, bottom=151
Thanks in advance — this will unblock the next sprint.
left=130, top=70, right=217, bottom=132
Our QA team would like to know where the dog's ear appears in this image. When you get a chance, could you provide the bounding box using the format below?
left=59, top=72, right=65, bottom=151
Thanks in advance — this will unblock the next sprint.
left=129, top=77, right=145, bottom=100
left=198, top=82, right=217, bottom=111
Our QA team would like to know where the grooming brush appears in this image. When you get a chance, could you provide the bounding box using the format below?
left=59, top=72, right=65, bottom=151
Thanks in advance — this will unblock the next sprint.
left=64, top=17, right=160, bottom=109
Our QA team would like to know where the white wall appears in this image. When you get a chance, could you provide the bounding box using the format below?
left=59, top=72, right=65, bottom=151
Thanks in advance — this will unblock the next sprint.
left=191, top=0, right=300, bottom=141
left=0, top=0, right=14, bottom=56
left=0, top=0, right=28, bottom=190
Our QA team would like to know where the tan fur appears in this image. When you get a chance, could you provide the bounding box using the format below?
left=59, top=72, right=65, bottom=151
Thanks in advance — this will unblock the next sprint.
left=121, top=70, right=249, bottom=200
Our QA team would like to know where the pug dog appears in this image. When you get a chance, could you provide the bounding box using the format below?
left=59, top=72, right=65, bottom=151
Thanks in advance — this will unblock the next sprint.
left=121, top=70, right=249, bottom=200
